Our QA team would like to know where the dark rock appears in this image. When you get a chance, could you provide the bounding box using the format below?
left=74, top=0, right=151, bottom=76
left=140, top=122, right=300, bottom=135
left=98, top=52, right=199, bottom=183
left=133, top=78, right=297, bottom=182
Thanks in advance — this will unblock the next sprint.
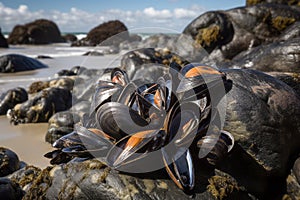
left=8, top=19, right=64, bottom=45
left=293, top=156, right=300, bottom=184
left=0, top=178, right=24, bottom=200
left=0, top=29, right=8, bottom=48
left=0, top=147, right=20, bottom=177
left=232, top=37, right=300, bottom=72
left=0, top=54, right=48, bottom=73
left=72, top=20, right=128, bottom=46
left=62, top=33, right=77, bottom=43
left=45, top=111, right=81, bottom=144
left=279, top=21, right=300, bottom=40
left=36, top=55, right=53, bottom=59
left=120, top=48, right=189, bottom=79
left=55, top=66, right=86, bottom=77
left=25, top=159, right=252, bottom=200
left=82, top=51, right=104, bottom=56
left=219, top=69, right=300, bottom=198
left=28, top=77, right=74, bottom=94
left=183, top=4, right=300, bottom=63
left=0, top=87, right=28, bottom=115
left=267, top=72, right=300, bottom=96
left=285, top=170, right=300, bottom=200
left=246, top=0, right=300, bottom=6
left=8, top=165, right=41, bottom=192
left=9, top=87, right=72, bottom=124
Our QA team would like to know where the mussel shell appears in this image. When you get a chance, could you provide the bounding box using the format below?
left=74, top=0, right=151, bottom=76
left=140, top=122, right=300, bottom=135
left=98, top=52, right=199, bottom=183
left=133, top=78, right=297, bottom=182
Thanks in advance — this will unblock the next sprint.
left=90, top=81, right=122, bottom=115
left=176, top=64, right=225, bottom=94
left=106, top=129, right=165, bottom=169
left=162, top=148, right=194, bottom=191
left=117, top=82, right=137, bottom=107
left=165, top=101, right=201, bottom=147
left=111, top=68, right=130, bottom=86
left=96, top=102, right=153, bottom=140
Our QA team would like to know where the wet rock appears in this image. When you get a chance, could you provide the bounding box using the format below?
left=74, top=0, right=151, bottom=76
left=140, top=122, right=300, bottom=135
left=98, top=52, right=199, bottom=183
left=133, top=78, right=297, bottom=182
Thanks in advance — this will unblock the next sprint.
left=28, top=77, right=75, bottom=94
left=8, top=165, right=42, bottom=193
left=62, top=33, right=77, bottom=43
left=55, top=66, right=86, bottom=77
left=183, top=4, right=300, bottom=63
left=0, top=54, right=48, bottom=73
left=82, top=51, right=104, bottom=56
left=246, top=0, right=300, bottom=6
left=120, top=48, right=189, bottom=79
left=45, top=111, right=81, bottom=144
left=0, top=147, right=20, bottom=177
left=8, top=19, right=64, bottom=45
left=285, top=170, right=300, bottom=200
left=0, top=178, right=24, bottom=200
left=267, top=72, right=300, bottom=96
left=25, top=159, right=252, bottom=200
left=0, top=87, right=28, bottom=115
left=232, top=37, right=300, bottom=72
left=0, top=29, right=8, bottom=48
left=36, top=55, right=53, bottom=59
left=9, top=87, right=72, bottom=124
left=293, top=156, right=300, bottom=184
left=72, top=20, right=128, bottom=46
left=219, top=69, right=300, bottom=198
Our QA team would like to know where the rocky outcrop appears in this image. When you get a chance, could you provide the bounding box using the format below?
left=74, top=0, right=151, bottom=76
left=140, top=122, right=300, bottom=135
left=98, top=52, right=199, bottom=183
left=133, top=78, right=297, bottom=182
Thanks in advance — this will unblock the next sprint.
left=0, top=147, right=21, bottom=177
left=0, top=54, right=48, bottom=73
left=181, top=3, right=300, bottom=67
left=0, top=87, right=28, bottom=115
left=0, top=178, right=24, bottom=200
left=8, top=19, right=64, bottom=45
left=72, top=20, right=129, bottom=46
left=0, top=30, right=8, bottom=48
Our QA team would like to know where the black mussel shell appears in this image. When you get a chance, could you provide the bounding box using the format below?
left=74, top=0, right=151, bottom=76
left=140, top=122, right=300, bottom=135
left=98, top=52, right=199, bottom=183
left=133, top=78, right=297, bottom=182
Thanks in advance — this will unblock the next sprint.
left=111, top=68, right=130, bottom=86
left=176, top=64, right=225, bottom=94
left=106, top=129, right=165, bottom=169
left=96, top=102, right=154, bottom=140
left=162, top=147, right=195, bottom=191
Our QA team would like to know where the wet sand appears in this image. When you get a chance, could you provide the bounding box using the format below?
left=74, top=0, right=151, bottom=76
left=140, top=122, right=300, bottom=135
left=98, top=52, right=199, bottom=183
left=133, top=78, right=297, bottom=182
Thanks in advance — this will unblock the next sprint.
left=0, top=116, right=52, bottom=168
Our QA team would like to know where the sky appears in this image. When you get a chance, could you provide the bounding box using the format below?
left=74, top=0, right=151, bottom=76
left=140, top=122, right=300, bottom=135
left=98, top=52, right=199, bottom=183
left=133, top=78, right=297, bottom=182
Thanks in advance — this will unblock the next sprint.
left=0, top=0, right=245, bottom=33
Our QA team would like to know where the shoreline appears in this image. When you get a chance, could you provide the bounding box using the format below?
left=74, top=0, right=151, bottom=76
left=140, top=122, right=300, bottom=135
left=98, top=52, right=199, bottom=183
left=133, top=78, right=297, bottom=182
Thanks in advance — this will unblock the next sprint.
left=0, top=113, right=54, bottom=168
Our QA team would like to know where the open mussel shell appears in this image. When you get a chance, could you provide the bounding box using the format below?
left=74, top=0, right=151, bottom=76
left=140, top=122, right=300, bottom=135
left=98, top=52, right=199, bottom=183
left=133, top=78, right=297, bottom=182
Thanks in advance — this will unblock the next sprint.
left=162, top=147, right=195, bottom=191
left=117, top=82, right=137, bottom=107
left=164, top=101, right=201, bottom=147
left=106, top=129, right=164, bottom=169
left=176, top=64, right=225, bottom=94
left=111, top=68, right=130, bottom=86
left=90, top=81, right=122, bottom=115
left=197, top=130, right=234, bottom=166
left=96, top=102, right=155, bottom=140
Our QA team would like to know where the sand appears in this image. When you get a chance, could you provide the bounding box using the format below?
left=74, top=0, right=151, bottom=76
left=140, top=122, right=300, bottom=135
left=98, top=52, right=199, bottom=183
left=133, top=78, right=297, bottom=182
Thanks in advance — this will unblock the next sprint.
left=0, top=116, right=52, bottom=168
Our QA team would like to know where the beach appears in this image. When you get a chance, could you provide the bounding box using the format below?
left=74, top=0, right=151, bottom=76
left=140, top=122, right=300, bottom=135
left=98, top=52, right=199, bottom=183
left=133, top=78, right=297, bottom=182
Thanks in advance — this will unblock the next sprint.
left=0, top=44, right=123, bottom=168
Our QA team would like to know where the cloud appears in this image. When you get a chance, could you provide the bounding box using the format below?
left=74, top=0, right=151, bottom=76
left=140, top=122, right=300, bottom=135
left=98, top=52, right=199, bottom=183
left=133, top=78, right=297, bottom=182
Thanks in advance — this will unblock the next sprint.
left=0, top=2, right=205, bottom=33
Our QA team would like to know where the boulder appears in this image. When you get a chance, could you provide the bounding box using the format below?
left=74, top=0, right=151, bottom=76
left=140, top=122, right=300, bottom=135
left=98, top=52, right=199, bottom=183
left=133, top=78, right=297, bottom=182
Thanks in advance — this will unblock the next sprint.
left=0, top=87, right=28, bottom=115
left=0, top=54, right=48, bottom=73
left=0, top=178, right=24, bottom=200
left=0, top=29, right=8, bottom=48
left=72, top=20, right=128, bottom=46
left=0, top=147, right=20, bottom=177
left=246, top=0, right=300, bottom=6
left=183, top=4, right=300, bottom=63
left=219, top=69, right=300, bottom=198
left=231, top=37, right=300, bottom=72
left=9, top=87, right=72, bottom=124
left=267, top=72, right=300, bottom=96
left=8, top=19, right=64, bottom=45
left=45, top=111, right=81, bottom=144
left=20, top=159, right=253, bottom=200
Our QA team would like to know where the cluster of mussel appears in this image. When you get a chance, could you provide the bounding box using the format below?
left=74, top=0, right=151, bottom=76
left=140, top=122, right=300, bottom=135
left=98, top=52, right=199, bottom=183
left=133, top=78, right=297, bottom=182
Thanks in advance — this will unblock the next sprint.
left=45, top=62, right=234, bottom=192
